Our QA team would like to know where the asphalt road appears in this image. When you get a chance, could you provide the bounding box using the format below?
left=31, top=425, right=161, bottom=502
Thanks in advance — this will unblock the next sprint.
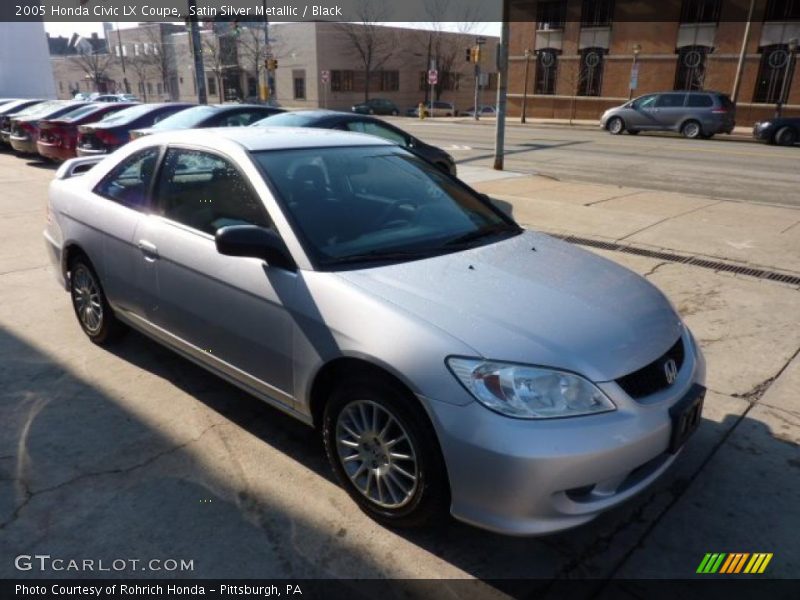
left=387, top=118, right=800, bottom=207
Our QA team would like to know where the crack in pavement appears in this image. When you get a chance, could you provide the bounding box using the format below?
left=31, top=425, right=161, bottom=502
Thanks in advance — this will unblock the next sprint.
left=615, top=200, right=723, bottom=242
left=588, top=342, right=800, bottom=588
left=641, top=262, right=669, bottom=279
left=0, top=423, right=218, bottom=531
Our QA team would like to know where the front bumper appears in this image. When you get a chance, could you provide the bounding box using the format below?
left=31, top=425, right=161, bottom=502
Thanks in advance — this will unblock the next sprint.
left=423, top=329, right=706, bottom=536
left=752, top=123, right=773, bottom=141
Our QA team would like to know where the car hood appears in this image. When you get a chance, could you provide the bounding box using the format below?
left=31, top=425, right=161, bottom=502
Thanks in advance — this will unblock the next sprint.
left=337, top=231, right=682, bottom=382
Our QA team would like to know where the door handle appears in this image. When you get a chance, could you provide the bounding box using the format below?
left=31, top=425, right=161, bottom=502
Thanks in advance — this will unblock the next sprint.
left=137, top=239, right=159, bottom=259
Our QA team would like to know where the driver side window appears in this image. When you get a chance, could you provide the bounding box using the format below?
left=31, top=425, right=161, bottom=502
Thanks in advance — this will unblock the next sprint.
left=635, top=95, right=657, bottom=109
left=94, top=147, right=160, bottom=210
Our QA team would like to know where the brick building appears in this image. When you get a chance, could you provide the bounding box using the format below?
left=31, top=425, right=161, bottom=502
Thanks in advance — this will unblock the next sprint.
left=508, top=0, right=800, bottom=123
left=50, top=22, right=498, bottom=113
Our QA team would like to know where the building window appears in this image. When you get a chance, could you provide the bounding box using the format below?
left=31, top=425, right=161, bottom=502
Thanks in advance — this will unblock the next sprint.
left=293, top=71, right=306, bottom=99
left=379, top=70, right=399, bottom=92
left=59, top=81, right=64, bottom=92
left=331, top=70, right=354, bottom=92
left=763, top=0, right=800, bottom=21
left=440, top=71, right=461, bottom=91
left=679, top=0, right=721, bottom=23
left=581, top=0, right=614, bottom=27
left=537, top=1, right=566, bottom=30
left=134, top=43, right=140, bottom=56
left=578, top=48, right=605, bottom=96
left=147, top=82, right=153, bottom=95
left=157, top=83, right=163, bottom=95
left=674, top=45, right=710, bottom=91
left=207, top=76, right=217, bottom=96
left=138, top=82, right=145, bottom=95
left=535, top=49, right=558, bottom=94
left=753, top=44, right=796, bottom=103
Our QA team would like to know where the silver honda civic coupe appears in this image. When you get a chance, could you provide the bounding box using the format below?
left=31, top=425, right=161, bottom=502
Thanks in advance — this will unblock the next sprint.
left=44, top=127, right=706, bottom=535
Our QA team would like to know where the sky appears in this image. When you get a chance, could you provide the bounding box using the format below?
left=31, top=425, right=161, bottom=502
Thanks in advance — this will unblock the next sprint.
left=44, top=21, right=502, bottom=39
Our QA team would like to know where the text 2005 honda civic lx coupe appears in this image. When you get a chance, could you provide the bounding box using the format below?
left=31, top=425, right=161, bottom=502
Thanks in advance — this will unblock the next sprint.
left=44, top=128, right=705, bottom=535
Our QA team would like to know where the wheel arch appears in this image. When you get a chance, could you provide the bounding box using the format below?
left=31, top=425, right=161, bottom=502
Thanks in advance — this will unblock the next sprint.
left=61, top=242, right=92, bottom=285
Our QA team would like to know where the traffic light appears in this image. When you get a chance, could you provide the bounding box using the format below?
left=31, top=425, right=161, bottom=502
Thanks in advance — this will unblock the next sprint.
left=264, top=58, right=278, bottom=70
left=471, top=46, right=481, bottom=63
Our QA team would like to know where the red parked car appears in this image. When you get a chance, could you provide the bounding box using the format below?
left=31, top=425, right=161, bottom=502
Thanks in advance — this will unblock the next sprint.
left=37, top=102, right=137, bottom=161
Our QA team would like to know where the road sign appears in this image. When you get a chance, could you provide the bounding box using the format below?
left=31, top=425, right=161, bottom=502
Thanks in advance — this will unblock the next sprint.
left=321, top=70, right=329, bottom=83
left=427, top=69, right=438, bottom=85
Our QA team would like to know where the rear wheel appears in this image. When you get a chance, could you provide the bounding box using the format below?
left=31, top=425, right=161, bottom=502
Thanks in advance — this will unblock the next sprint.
left=69, top=256, right=126, bottom=345
left=774, top=126, right=798, bottom=147
left=607, top=117, right=625, bottom=135
left=322, top=377, right=449, bottom=528
left=681, top=120, right=702, bottom=139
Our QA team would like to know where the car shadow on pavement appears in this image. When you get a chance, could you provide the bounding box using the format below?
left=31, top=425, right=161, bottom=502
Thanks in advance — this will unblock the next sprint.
left=1, top=323, right=797, bottom=590
left=24, top=159, right=58, bottom=170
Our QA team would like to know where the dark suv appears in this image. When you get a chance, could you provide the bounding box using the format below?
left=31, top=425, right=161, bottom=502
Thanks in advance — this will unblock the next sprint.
left=601, top=91, right=736, bottom=139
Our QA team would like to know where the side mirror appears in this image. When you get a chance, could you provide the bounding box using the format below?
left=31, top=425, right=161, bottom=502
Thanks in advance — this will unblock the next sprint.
left=215, top=225, right=296, bottom=271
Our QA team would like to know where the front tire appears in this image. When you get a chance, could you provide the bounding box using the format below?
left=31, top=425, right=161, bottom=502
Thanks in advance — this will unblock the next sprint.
left=322, top=377, right=449, bottom=528
left=391, top=109, right=399, bottom=116
left=775, top=126, right=798, bottom=146
left=69, top=256, right=126, bottom=345
left=607, top=117, right=625, bottom=135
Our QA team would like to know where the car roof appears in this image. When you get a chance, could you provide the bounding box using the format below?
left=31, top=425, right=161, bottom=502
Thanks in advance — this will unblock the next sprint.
left=143, top=126, right=394, bottom=152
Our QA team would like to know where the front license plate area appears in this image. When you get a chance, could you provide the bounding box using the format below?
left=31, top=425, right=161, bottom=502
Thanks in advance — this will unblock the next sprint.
left=668, top=384, right=705, bottom=454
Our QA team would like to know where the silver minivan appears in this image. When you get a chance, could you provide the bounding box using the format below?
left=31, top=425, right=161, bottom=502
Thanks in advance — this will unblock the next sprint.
left=601, top=91, right=736, bottom=139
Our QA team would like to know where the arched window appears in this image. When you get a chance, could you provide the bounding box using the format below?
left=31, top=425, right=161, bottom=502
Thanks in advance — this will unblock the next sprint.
left=674, top=45, right=710, bottom=91
left=753, top=44, right=796, bottom=104
left=578, top=48, right=605, bottom=96
left=535, top=49, right=559, bottom=95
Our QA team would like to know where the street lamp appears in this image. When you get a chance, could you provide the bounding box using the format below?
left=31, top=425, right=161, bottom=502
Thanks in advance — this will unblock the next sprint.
left=629, top=43, right=642, bottom=100
left=776, top=38, right=798, bottom=118
left=521, top=48, right=533, bottom=124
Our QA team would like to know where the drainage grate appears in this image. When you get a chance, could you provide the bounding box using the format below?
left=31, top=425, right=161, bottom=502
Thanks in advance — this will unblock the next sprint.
left=552, top=234, right=800, bottom=288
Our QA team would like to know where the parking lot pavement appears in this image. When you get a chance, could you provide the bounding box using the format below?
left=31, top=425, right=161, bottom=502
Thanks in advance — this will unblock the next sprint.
left=0, top=151, right=798, bottom=591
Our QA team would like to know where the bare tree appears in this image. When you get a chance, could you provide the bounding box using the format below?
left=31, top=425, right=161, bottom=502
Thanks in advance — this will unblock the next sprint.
left=127, top=53, right=152, bottom=101
left=201, top=34, right=225, bottom=103
left=70, top=48, right=116, bottom=93
left=142, top=25, right=171, bottom=100
left=336, top=0, right=397, bottom=102
left=558, top=57, right=588, bottom=125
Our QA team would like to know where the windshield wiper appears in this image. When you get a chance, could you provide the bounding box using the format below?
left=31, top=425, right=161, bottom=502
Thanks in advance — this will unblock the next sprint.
left=443, top=223, right=522, bottom=248
left=324, top=248, right=440, bottom=267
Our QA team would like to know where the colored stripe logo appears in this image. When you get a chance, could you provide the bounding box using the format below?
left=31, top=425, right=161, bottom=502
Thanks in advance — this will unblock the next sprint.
left=696, top=553, right=773, bottom=574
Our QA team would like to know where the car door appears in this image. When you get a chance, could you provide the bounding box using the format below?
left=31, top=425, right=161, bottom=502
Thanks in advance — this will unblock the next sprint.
left=625, top=94, right=659, bottom=129
left=653, top=93, right=688, bottom=129
left=134, top=146, right=298, bottom=407
left=89, top=146, right=162, bottom=316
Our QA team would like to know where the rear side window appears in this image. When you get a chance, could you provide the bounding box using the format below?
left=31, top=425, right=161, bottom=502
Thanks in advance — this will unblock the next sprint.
left=687, top=94, right=713, bottom=108
left=655, top=94, right=687, bottom=108
left=717, top=94, right=735, bottom=109
left=94, top=147, right=160, bottom=210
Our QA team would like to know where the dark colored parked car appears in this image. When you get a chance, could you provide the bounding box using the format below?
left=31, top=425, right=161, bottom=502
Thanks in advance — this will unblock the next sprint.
left=8, top=101, right=92, bottom=154
left=351, top=98, right=400, bottom=116
left=752, top=117, right=799, bottom=146
left=37, top=102, right=138, bottom=161
left=251, top=110, right=457, bottom=175
left=76, top=102, right=195, bottom=156
left=601, top=91, right=736, bottom=139
left=0, top=100, right=48, bottom=146
left=129, top=103, right=283, bottom=139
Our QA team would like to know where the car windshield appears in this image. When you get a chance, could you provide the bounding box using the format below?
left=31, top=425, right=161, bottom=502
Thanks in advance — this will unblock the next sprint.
left=97, top=103, right=162, bottom=125
left=151, top=105, right=218, bottom=130
left=253, top=145, right=520, bottom=269
left=251, top=112, right=319, bottom=127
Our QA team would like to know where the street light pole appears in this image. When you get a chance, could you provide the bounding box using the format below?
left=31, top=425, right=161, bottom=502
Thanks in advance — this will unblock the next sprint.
left=521, top=48, right=532, bottom=124
left=776, top=38, right=798, bottom=118
left=187, top=0, right=207, bottom=104
left=732, top=0, right=755, bottom=103
left=628, top=43, right=641, bottom=100
left=493, top=1, right=509, bottom=171
left=115, top=24, right=130, bottom=94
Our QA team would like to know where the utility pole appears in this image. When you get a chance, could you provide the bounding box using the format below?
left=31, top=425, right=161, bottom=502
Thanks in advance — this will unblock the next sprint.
left=261, top=0, right=274, bottom=104
left=493, top=3, right=509, bottom=171
left=732, top=0, right=755, bottom=103
left=115, top=24, right=130, bottom=94
left=521, top=48, right=532, bottom=123
left=187, top=0, right=207, bottom=104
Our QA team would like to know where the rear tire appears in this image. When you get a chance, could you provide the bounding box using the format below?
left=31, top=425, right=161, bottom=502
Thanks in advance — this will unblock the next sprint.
left=322, top=376, right=450, bottom=529
left=607, top=117, right=625, bottom=135
left=681, top=120, right=702, bottom=139
left=774, top=126, right=798, bottom=147
left=68, top=256, right=126, bottom=345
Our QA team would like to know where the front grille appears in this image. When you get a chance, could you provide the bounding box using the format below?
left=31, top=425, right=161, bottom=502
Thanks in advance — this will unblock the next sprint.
left=616, top=337, right=685, bottom=399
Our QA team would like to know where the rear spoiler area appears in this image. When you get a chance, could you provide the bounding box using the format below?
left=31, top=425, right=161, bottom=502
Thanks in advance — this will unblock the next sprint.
left=54, top=155, right=105, bottom=179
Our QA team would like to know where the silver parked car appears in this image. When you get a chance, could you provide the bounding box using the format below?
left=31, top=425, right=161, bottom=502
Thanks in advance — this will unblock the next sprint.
left=601, top=91, right=736, bottom=139
left=44, top=128, right=706, bottom=535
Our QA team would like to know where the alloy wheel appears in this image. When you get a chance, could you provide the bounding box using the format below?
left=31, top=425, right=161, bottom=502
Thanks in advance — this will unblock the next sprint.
left=335, top=400, right=419, bottom=509
left=71, top=265, right=103, bottom=334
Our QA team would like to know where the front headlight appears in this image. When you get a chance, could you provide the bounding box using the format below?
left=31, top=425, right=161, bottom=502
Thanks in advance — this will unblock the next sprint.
left=758, top=121, right=771, bottom=129
left=447, top=358, right=616, bottom=419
